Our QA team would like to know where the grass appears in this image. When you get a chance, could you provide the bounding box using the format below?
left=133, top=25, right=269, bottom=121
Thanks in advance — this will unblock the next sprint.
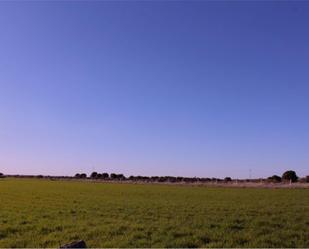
left=0, top=178, right=308, bottom=248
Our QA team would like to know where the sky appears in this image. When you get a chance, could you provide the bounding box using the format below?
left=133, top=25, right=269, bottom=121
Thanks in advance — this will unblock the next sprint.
left=0, top=1, right=308, bottom=178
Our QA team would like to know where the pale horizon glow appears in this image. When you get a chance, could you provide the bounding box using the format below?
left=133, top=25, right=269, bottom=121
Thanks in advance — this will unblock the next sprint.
left=0, top=2, right=309, bottom=178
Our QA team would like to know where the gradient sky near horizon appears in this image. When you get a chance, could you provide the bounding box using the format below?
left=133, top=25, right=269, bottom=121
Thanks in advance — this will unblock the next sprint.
left=0, top=1, right=308, bottom=178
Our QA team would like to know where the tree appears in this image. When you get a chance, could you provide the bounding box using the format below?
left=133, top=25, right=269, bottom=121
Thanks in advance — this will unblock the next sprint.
left=306, top=176, right=309, bottom=183
left=110, top=173, right=117, bottom=179
left=167, top=176, right=177, bottom=182
left=80, top=173, right=87, bottom=179
left=97, top=173, right=102, bottom=178
left=224, top=177, right=232, bottom=182
left=90, top=172, right=98, bottom=178
left=176, top=177, right=184, bottom=182
left=75, top=173, right=80, bottom=178
left=282, top=170, right=298, bottom=183
left=116, top=174, right=125, bottom=180
left=102, top=173, right=109, bottom=179
left=267, top=175, right=281, bottom=183
left=0, top=173, right=4, bottom=178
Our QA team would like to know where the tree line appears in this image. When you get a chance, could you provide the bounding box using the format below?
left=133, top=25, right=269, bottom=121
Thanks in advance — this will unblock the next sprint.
left=1, top=170, right=308, bottom=183
left=73, top=170, right=309, bottom=183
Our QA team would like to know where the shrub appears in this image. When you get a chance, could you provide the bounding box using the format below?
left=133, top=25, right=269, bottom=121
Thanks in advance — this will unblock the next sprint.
left=0, top=173, right=4, bottom=178
left=282, top=170, right=298, bottom=183
left=75, top=173, right=80, bottom=178
left=306, top=176, right=309, bottom=183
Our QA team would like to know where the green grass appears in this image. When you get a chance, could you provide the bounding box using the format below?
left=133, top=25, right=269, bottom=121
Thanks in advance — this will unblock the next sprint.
left=0, top=178, right=308, bottom=248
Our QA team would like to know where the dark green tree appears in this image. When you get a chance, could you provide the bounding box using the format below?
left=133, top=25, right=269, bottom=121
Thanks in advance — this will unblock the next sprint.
left=116, top=174, right=125, bottom=180
left=224, top=177, right=232, bottom=182
left=102, top=173, right=109, bottom=179
left=282, top=170, right=298, bottom=183
left=110, top=173, right=117, bottom=179
left=97, top=173, right=102, bottom=178
left=267, top=175, right=281, bottom=183
left=90, top=172, right=98, bottom=178
left=80, top=173, right=87, bottom=179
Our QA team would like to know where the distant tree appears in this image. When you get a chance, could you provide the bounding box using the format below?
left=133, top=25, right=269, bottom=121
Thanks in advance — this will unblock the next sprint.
left=167, top=176, right=177, bottom=183
left=75, top=173, right=80, bottom=178
left=152, top=176, right=159, bottom=181
left=282, top=170, right=298, bottom=183
left=157, top=176, right=165, bottom=182
left=224, top=177, right=232, bottom=182
left=90, top=172, right=98, bottom=178
left=182, top=177, right=191, bottom=183
left=110, top=173, right=117, bottom=179
left=116, top=174, right=126, bottom=180
left=37, top=175, right=44, bottom=179
left=176, top=177, right=184, bottom=182
left=144, top=176, right=151, bottom=181
left=136, top=176, right=143, bottom=181
left=102, top=173, right=109, bottom=179
left=201, top=178, right=211, bottom=182
left=97, top=173, right=102, bottom=178
left=80, top=173, right=87, bottom=179
left=306, top=176, right=309, bottom=183
left=199, top=178, right=209, bottom=183
left=0, top=173, right=4, bottom=178
left=267, top=175, right=281, bottom=183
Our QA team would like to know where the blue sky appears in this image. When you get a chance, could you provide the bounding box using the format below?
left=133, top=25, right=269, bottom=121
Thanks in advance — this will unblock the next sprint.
left=0, top=1, right=308, bottom=178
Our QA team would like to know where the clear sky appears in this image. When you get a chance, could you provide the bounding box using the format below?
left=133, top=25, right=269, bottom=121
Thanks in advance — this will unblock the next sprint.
left=0, top=1, right=308, bottom=178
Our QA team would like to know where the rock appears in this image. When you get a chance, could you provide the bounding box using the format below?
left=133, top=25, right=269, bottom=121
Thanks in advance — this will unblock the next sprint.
left=60, top=240, right=87, bottom=248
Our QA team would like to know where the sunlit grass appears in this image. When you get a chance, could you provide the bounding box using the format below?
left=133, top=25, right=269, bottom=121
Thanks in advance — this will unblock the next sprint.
left=0, top=178, right=308, bottom=247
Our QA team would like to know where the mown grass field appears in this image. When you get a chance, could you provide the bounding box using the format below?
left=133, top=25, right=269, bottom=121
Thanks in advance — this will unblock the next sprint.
left=0, top=178, right=308, bottom=248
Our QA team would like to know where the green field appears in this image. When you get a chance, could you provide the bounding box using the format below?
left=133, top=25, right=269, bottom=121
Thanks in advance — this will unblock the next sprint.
left=0, top=178, right=308, bottom=248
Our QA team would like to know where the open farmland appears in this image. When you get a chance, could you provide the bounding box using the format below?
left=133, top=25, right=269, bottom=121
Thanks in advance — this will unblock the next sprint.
left=0, top=178, right=308, bottom=248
